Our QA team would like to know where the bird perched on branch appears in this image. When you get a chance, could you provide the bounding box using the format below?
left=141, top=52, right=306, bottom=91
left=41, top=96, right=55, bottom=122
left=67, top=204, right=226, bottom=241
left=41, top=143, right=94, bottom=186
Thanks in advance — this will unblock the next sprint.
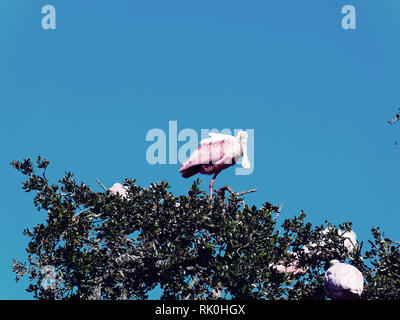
left=109, top=183, right=128, bottom=198
left=179, top=131, right=251, bottom=197
left=302, top=228, right=358, bottom=256
left=324, top=260, right=364, bottom=300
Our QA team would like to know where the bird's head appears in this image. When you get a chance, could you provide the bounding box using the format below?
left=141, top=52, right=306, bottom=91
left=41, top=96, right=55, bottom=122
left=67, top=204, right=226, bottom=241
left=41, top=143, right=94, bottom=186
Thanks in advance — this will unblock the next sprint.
left=329, top=260, right=340, bottom=267
left=236, top=131, right=251, bottom=169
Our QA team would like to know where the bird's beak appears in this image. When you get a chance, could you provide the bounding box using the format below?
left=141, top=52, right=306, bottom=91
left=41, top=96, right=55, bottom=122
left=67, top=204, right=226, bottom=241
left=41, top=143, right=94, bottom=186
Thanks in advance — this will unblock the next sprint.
left=241, top=137, right=251, bottom=169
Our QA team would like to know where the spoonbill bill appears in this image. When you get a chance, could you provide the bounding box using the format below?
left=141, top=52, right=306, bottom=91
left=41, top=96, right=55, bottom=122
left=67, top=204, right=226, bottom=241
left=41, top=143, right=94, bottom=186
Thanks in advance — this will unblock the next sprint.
left=179, top=131, right=251, bottom=197
left=324, top=260, right=364, bottom=300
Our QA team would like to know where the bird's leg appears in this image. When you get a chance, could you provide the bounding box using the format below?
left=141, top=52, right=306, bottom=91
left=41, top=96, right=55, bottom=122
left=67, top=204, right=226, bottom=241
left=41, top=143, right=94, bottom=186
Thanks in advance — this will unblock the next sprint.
left=209, top=172, right=219, bottom=198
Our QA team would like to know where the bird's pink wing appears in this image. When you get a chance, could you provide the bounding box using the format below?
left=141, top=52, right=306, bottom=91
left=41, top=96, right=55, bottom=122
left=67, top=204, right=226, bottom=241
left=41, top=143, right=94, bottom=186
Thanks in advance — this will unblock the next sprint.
left=179, top=135, right=235, bottom=173
left=325, top=264, right=363, bottom=297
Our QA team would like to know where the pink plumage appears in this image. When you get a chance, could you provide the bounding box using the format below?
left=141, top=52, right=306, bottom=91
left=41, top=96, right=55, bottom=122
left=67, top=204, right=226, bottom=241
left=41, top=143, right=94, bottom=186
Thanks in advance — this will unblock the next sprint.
left=270, top=261, right=305, bottom=275
left=109, top=183, right=128, bottom=198
left=269, top=251, right=307, bottom=276
left=324, top=260, right=364, bottom=300
left=179, top=131, right=251, bottom=197
left=180, top=138, right=234, bottom=178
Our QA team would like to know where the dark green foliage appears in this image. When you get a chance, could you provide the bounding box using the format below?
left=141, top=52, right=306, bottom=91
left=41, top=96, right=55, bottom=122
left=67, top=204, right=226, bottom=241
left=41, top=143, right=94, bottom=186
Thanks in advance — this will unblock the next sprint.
left=11, top=157, right=400, bottom=300
left=362, top=228, right=400, bottom=299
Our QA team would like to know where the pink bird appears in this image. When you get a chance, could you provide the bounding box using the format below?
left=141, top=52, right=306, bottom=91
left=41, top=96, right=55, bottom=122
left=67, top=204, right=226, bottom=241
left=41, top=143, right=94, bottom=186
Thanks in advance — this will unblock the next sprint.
left=302, top=228, right=358, bottom=256
left=269, top=251, right=307, bottom=276
left=324, top=260, right=364, bottom=300
left=270, top=261, right=305, bottom=276
left=109, top=183, right=128, bottom=198
left=179, top=131, right=251, bottom=197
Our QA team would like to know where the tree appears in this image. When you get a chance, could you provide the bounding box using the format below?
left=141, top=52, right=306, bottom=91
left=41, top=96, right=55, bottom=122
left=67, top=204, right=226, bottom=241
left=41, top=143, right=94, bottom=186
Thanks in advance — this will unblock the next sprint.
left=11, top=157, right=400, bottom=300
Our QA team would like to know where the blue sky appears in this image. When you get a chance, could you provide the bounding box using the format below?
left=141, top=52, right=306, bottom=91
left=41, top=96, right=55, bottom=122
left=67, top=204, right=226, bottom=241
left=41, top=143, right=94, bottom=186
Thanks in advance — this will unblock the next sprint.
left=1, top=0, right=399, bottom=299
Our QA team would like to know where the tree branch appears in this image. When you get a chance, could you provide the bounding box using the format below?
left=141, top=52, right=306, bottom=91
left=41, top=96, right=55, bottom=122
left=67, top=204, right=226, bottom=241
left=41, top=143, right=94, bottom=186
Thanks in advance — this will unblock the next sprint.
left=368, top=240, right=384, bottom=255
left=273, top=202, right=284, bottom=222
left=95, top=178, right=108, bottom=192
left=217, top=185, right=258, bottom=197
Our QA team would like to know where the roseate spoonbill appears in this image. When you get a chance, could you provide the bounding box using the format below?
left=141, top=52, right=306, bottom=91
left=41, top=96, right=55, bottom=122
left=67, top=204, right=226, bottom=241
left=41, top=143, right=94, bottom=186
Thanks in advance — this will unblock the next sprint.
left=109, top=183, right=128, bottom=198
left=324, top=260, right=364, bottom=300
left=341, top=230, right=357, bottom=253
left=269, top=261, right=305, bottom=275
left=269, top=251, right=307, bottom=276
left=302, top=228, right=357, bottom=255
left=179, top=131, right=251, bottom=197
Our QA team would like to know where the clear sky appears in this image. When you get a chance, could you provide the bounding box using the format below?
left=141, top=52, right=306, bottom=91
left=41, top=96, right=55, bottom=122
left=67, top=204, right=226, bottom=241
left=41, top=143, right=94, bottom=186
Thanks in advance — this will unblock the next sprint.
left=1, top=0, right=399, bottom=299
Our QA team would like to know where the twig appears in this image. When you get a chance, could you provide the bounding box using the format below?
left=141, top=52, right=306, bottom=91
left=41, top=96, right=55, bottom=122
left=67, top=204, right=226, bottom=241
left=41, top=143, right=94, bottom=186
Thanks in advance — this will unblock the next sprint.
left=95, top=178, right=108, bottom=192
left=273, top=202, right=284, bottom=222
left=75, top=208, right=90, bottom=217
left=236, top=189, right=258, bottom=196
left=217, top=185, right=258, bottom=197
left=42, top=166, right=47, bottom=181
left=368, top=240, right=384, bottom=255
left=218, top=185, right=235, bottom=195
left=59, top=193, right=72, bottom=197
left=188, top=274, right=198, bottom=290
